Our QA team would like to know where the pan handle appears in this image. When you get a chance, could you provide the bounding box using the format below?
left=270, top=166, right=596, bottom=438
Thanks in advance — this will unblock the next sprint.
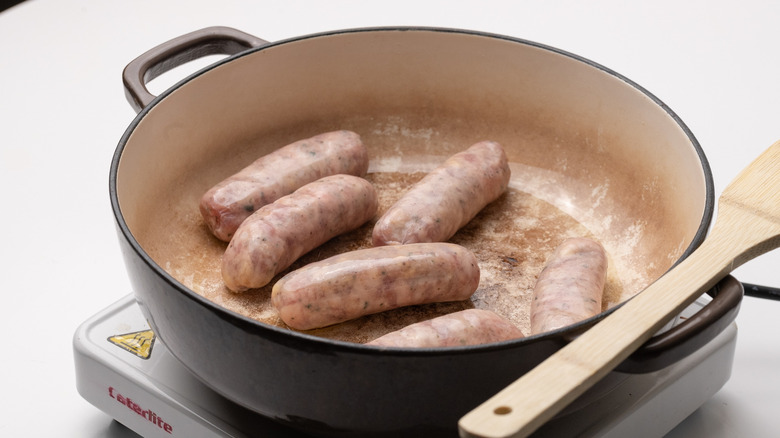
left=616, top=274, right=743, bottom=373
left=122, top=26, right=268, bottom=113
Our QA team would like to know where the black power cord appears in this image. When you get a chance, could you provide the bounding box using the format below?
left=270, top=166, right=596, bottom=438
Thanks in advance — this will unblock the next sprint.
left=742, top=283, right=780, bottom=301
left=1, top=0, right=25, bottom=13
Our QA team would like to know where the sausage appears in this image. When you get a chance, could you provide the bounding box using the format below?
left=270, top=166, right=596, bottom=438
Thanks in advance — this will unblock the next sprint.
left=530, top=237, right=608, bottom=335
left=200, top=130, right=369, bottom=241
left=221, top=174, right=378, bottom=292
left=366, top=309, right=524, bottom=348
left=271, top=242, right=480, bottom=330
left=372, top=140, right=510, bottom=246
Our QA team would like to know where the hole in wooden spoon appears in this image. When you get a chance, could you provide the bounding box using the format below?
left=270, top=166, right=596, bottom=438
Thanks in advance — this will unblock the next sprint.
left=494, top=406, right=512, bottom=415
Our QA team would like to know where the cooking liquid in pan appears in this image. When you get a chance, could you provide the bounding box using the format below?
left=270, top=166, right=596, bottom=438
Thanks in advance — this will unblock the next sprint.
left=138, top=115, right=673, bottom=342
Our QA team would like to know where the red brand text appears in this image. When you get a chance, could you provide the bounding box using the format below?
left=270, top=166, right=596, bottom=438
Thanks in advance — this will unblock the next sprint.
left=108, top=387, right=173, bottom=434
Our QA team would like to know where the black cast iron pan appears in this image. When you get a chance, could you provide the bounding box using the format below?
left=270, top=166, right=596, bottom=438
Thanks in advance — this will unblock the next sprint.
left=112, top=26, right=744, bottom=436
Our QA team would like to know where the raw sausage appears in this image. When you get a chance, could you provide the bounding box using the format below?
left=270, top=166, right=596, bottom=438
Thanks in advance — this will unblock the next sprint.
left=222, top=174, right=377, bottom=292
left=221, top=174, right=378, bottom=292
left=271, top=243, right=480, bottom=330
left=272, top=243, right=480, bottom=330
left=201, top=130, right=369, bottom=241
left=530, top=237, right=608, bottom=335
left=372, top=140, right=510, bottom=246
left=367, top=309, right=524, bottom=348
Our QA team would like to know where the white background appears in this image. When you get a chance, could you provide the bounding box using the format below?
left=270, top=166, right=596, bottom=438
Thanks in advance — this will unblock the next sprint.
left=1, top=1, right=779, bottom=436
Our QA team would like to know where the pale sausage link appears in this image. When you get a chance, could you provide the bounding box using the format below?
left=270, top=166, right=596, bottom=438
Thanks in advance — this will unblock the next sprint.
left=200, top=130, right=368, bottom=241
left=530, top=237, right=608, bottom=335
left=221, top=174, right=378, bottom=292
left=271, top=243, right=480, bottom=330
left=372, top=140, right=510, bottom=246
left=367, top=309, right=524, bottom=348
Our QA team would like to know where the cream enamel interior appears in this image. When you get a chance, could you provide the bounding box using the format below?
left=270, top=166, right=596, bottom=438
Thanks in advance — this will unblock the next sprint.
left=115, top=29, right=707, bottom=341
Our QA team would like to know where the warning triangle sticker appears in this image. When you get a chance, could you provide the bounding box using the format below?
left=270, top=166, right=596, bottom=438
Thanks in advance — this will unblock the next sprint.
left=108, top=329, right=156, bottom=359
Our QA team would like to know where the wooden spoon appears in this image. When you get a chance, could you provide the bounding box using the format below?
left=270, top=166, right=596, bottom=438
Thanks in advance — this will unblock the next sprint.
left=459, top=139, right=780, bottom=438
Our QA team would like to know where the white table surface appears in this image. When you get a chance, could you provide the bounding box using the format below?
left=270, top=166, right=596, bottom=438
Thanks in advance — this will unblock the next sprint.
left=2, top=1, right=779, bottom=436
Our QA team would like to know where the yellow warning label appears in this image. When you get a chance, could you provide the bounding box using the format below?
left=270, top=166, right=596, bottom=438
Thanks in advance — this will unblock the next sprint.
left=108, top=330, right=156, bottom=359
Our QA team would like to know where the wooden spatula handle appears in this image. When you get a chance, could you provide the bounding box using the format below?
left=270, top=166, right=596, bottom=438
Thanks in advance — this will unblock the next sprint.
left=459, top=197, right=780, bottom=438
